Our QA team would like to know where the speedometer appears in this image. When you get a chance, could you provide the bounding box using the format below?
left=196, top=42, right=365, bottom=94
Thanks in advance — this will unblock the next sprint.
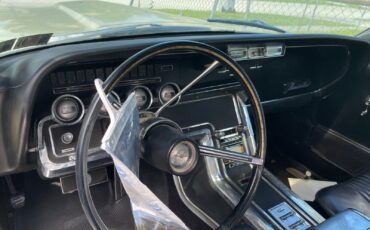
left=130, top=86, right=153, bottom=110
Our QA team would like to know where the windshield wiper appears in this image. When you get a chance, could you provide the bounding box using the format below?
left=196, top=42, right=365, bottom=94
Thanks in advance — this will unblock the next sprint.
left=207, top=18, right=286, bottom=33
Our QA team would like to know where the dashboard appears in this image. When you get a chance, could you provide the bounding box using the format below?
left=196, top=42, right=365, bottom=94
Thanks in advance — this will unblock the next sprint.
left=0, top=33, right=368, bottom=177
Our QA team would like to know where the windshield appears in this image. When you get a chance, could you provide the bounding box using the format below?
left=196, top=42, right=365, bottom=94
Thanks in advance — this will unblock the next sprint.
left=1, top=0, right=369, bottom=46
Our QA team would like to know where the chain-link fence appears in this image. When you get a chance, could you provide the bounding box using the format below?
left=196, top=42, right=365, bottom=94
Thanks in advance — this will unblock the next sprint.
left=123, top=0, right=370, bottom=36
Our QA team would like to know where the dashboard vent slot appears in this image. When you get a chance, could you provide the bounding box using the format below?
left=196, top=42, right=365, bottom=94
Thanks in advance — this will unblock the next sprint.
left=49, top=63, right=159, bottom=93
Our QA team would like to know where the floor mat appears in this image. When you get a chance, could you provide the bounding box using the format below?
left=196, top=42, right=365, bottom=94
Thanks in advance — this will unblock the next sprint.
left=14, top=172, right=134, bottom=230
left=288, top=178, right=337, bottom=202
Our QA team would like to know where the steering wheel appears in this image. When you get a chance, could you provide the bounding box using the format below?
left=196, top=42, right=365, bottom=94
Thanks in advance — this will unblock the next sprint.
left=76, top=40, right=267, bottom=230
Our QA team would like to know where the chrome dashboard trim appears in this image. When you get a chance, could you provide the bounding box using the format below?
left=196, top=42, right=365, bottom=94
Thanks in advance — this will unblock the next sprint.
left=173, top=176, right=219, bottom=228
left=37, top=116, right=110, bottom=178
left=53, top=77, right=161, bottom=94
left=186, top=82, right=241, bottom=95
left=237, top=95, right=257, bottom=155
left=164, top=93, right=236, bottom=108
left=47, top=123, right=98, bottom=159
left=174, top=123, right=273, bottom=230
left=173, top=124, right=219, bottom=229
left=199, top=146, right=263, bottom=165
left=172, top=94, right=324, bottom=229
left=202, top=130, right=273, bottom=230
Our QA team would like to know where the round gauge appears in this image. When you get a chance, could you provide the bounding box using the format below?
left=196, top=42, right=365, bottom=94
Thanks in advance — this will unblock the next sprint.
left=159, top=83, right=180, bottom=105
left=99, top=91, right=121, bottom=116
left=52, top=94, right=84, bottom=124
left=130, top=86, right=153, bottom=110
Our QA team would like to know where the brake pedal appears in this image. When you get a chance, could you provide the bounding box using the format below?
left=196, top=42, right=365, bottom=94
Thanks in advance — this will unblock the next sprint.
left=5, top=176, right=25, bottom=209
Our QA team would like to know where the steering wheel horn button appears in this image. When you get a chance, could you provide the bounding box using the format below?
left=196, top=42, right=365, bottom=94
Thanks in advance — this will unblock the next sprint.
left=169, top=140, right=198, bottom=175
left=141, top=118, right=199, bottom=176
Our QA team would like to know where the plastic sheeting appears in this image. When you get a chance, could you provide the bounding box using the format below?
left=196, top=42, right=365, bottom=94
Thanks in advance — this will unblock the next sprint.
left=95, top=79, right=188, bottom=230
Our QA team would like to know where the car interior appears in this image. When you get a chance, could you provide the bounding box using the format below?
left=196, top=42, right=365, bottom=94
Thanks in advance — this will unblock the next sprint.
left=0, top=2, right=370, bottom=230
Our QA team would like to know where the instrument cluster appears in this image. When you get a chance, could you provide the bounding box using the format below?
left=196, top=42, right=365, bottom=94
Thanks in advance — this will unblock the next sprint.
left=51, top=82, right=181, bottom=125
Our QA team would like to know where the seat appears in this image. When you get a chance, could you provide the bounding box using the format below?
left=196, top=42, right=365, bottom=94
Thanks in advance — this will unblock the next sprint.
left=314, top=209, right=370, bottom=230
left=315, top=171, right=370, bottom=217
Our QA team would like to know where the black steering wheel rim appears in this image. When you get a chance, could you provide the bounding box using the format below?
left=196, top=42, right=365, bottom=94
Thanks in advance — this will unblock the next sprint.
left=75, top=40, right=267, bottom=230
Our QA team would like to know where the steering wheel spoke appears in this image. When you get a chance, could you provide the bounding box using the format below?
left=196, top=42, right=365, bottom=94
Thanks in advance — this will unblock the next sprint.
left=199, top=145, right=264, bottom=166
left=154, top=60, right=220, bottom=117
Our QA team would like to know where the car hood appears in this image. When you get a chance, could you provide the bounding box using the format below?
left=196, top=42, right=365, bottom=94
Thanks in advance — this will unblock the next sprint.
left=0, top=0, right=221, bottom=42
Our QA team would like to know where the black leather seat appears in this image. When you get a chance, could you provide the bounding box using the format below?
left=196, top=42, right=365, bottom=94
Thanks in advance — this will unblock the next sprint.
left=314, top=209, right=370, bottom=230
left=316, top=171, right=370, bottom=217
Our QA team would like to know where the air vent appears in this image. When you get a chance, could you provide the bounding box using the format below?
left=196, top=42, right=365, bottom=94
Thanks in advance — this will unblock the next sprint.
left=49, top=63, right=158, bottom=90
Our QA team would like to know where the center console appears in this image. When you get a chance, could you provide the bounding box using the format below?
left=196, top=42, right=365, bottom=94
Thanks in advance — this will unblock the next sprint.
left=169, top=94, right=325, bottom=229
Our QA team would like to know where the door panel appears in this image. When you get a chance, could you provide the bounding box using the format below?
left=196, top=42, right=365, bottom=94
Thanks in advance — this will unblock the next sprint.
left=314, top=63, right=370, bottom=176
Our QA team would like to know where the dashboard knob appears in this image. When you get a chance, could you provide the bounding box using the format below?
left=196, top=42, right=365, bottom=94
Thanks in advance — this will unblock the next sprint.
left=61, top=132, right=74, bottom=145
